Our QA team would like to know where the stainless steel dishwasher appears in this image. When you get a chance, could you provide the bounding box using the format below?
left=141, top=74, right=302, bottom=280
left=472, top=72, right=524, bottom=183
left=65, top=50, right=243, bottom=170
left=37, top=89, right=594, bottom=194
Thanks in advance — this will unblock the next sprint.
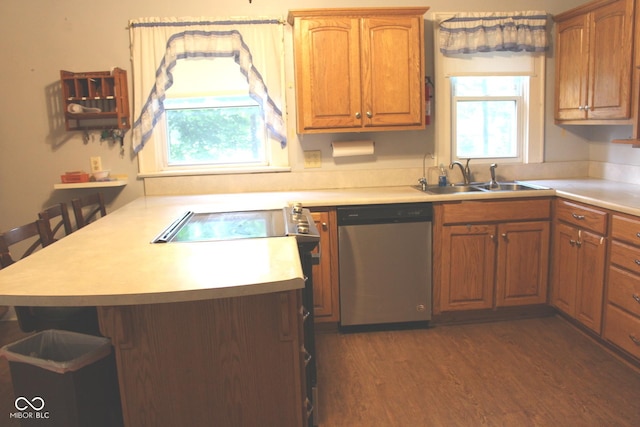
left=338, top=203, right=432, bottom=327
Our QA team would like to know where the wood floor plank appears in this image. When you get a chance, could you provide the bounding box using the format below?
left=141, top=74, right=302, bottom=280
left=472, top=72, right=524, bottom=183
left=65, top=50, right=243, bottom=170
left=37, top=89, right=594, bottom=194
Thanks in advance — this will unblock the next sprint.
left=316, top=316, right=640, bottom=427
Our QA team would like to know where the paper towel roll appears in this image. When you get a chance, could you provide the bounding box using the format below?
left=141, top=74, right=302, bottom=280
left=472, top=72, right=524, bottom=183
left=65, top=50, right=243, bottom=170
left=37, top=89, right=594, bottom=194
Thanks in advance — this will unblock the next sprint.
left=331, top=140, right=375, bottom=158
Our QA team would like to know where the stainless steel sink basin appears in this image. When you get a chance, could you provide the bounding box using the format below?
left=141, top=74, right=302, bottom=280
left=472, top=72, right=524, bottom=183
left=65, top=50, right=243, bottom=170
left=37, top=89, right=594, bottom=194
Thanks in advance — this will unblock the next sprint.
left=415, top=185, right=483, bottom=194
left=412, top=181, right=548, bottom=194
left=474, top=182, right=546, bottom=191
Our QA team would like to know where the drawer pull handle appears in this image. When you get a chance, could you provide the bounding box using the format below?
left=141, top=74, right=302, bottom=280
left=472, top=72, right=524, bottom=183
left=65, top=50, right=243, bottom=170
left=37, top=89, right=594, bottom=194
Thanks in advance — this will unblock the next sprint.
left=633, top=294, right=640, bottom=304
left=635, top=259, right=640, bottom=266
left=630, top=335, right=640, bottom=346
left=572, top=213, right=585, bottom=220
left=636, top=232, right=640, bottom=239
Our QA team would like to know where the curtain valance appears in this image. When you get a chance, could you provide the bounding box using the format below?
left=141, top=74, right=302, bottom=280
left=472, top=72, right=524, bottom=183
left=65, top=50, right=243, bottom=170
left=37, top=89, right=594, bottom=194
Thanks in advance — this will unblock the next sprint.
left=439, top=11, right=548, bottom=55
left=128, top=17, right=286, bottom=154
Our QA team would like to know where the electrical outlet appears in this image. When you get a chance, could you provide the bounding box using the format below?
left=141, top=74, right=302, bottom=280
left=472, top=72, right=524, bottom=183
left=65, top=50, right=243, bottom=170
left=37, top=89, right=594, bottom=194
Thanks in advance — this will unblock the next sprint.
left=90, top=156, right=102, bottom=172
left=304, top=150, right=322, bottom=168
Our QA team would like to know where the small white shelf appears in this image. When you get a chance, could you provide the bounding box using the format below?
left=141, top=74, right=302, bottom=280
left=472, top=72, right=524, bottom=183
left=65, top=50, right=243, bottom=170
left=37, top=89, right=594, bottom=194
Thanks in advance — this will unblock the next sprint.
left=54, top=180, right=128, bottom=190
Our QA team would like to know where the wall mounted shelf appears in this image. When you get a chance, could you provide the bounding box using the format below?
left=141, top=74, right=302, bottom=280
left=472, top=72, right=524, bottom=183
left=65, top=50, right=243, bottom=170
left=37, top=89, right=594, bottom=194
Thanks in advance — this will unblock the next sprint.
left=53, top=180, right=127, bottom=190
left=60, top=68, right=130, bottom=131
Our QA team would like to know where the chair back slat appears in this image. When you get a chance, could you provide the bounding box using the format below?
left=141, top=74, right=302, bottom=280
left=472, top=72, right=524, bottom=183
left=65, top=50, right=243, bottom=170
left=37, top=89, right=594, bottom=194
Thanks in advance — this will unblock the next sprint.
left=72, top=193, right=107, bottom=229
left=0, top=219, right=52, bottom=268
left=39, top=202, right=73, bottom=240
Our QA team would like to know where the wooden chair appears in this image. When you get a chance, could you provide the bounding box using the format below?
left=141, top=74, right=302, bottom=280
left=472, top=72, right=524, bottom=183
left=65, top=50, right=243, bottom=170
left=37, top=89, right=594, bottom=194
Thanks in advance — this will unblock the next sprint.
left=39, top=202, right=73, bottom=241
left=72, top=192, right=107, bottom=229
left=0, top=219, right=100, bottom=335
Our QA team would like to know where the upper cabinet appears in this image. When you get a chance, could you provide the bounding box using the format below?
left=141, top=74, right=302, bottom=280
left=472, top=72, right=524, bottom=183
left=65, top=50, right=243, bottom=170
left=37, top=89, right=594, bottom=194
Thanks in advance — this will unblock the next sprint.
left=287, top=7, right=429, bottom=134
left=554, top=0, right=635, bottom=123
left=60, top=68, right=131, bottom=131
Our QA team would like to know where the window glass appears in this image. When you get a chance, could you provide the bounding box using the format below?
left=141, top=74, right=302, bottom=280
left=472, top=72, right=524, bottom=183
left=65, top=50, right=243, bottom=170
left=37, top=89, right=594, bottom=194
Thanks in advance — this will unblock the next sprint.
left=451, top=76, right=525, bottom=161
left=162, top=58, right=268, bottom=169
left=165, top=96, right=266, bottom=166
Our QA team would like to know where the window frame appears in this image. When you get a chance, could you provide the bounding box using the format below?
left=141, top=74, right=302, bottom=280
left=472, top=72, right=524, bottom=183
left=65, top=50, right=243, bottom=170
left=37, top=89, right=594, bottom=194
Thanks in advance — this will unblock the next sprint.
left=450, top=75, right=528, bottom=163
left=163, top=95, right=269, bottom=169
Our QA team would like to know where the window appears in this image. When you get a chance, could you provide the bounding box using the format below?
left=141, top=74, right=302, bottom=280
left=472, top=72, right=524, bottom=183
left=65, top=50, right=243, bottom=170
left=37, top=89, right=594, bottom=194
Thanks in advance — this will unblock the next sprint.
left=129, top=17, right=289, bottom=177
left=451, top=76, right=527, bottom=162
left=433, top=12, right=545, bottom=166
left=164, top=95, right=266, bottom=167
left=160, top=58, right=268, bottom=170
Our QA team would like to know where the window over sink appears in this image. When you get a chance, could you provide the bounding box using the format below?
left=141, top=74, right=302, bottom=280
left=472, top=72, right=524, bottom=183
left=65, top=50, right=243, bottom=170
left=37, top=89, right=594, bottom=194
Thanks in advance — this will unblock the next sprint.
left=433, top=12, right=546, bottom=165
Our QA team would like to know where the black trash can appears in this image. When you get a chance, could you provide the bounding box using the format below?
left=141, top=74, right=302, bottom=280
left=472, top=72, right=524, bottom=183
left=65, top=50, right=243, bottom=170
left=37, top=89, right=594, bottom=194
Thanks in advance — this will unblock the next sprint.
left=0, top=329, right=123, bottom=427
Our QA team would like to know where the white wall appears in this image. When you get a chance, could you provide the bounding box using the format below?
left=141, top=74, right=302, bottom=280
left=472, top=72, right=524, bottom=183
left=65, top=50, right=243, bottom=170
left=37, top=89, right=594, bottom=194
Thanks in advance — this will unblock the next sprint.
left=1, top=0, right=634, bottom=230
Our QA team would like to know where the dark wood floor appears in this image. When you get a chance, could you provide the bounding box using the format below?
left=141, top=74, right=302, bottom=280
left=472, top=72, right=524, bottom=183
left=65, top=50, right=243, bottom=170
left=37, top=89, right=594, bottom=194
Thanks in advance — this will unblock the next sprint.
left=316, top=316, right=640, bottom=427
left=2, top=316, right=639, bottom=426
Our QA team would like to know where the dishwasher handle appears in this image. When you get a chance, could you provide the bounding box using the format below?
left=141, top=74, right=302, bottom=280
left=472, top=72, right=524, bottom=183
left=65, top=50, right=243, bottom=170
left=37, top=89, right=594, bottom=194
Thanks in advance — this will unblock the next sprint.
left=337, top=203, right=432, bottom=226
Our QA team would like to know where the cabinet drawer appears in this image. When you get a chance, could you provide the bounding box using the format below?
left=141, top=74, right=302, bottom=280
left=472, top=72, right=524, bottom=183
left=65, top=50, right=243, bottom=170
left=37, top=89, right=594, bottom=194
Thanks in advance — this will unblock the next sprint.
left=439, top=198, right=551, bottom=225
left=555, top=199, right=607, bottom=234
left=608, top=266, right=640, bottom=317
left=612, top=214, right=640, bottom=247
left=610, top=240, right=640, bottom=275
left=604, top=304, right=640, bottom=360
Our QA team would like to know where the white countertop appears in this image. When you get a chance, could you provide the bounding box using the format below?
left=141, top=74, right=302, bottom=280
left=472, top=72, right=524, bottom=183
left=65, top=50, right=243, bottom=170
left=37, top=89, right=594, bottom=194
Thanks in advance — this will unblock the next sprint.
left=0, top=196, right=306, bottom=306
left=1, top=177, right=638, bottom=307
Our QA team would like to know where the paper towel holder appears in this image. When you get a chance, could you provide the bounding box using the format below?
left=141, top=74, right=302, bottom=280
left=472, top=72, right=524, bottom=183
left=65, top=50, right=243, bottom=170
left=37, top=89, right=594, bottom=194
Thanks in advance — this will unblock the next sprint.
left=331, top=140, right=375, bottom=158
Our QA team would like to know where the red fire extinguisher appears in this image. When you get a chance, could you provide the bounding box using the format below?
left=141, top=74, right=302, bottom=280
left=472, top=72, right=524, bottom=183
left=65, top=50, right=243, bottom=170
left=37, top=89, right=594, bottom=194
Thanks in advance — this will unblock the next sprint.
left=425, top=76, right=434, bottom=125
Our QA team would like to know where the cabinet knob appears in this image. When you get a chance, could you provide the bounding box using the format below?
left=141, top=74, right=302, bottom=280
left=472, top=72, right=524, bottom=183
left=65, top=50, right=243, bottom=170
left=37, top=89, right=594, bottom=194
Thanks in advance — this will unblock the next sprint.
left=321, top=222, right=328, bottom=230
left=632, top=293, right=640, bottom=304
left=501, top=233, right=507, bottom=239
left=355, top=112, right=361, bottom=119
left=569, top=239, right=576, bottom=246
left=366, top=111, right=372, bottom=118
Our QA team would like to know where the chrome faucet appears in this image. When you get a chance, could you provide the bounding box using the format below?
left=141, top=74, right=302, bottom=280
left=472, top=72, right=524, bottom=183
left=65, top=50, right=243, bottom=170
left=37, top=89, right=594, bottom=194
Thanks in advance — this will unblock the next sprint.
left=449, top=158, right=472, bottom=184
left=489, top=163, right=500, bottom=189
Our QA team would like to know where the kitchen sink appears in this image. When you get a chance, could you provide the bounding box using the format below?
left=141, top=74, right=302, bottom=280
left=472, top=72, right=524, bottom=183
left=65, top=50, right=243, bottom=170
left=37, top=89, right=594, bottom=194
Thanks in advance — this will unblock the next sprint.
left=419, top=185, right=483, bottom=194
left=413, top=181, right=548, bottom=194
left=474, top=182, right=545, bottom=191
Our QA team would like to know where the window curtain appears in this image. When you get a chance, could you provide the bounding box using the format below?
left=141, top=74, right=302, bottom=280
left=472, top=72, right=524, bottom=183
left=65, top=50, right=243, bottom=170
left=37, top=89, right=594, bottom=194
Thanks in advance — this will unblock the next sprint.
left=128, top=17, right=286, bottom=154
left=439, top=11, right=548, bottom=55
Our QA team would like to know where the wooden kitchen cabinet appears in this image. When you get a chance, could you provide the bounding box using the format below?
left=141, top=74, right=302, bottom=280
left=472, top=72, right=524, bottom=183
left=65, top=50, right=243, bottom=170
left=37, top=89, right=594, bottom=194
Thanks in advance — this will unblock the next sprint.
left=554, top=0, right=635, bottom=122
left=551, top=199, right=608, bottom=333
left=60, top=69, right=131, bottom=131
left=287, top=7, right=428, bottom=134
left=310, top=209, right=340, bottom=323
left=434, top=198, right=551, bottom=314
left=603, top=212, right=640, bottom=360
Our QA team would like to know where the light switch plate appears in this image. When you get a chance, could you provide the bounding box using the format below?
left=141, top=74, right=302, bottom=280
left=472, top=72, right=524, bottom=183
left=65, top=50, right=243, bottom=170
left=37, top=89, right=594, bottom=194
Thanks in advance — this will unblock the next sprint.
left=90, top=156, right=103, bottom=172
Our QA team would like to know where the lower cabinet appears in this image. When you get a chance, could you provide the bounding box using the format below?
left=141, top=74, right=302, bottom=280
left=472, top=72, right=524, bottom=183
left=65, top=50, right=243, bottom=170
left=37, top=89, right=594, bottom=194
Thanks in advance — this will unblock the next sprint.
left=98, top=291, right=307, bottom=427
left=603, top=212, right=640, bottom=360
left=434, top=198, right=551, bottom=314
left=310, top=209, right=340, bottom=323
left=551, top=199, right=608, bottom=334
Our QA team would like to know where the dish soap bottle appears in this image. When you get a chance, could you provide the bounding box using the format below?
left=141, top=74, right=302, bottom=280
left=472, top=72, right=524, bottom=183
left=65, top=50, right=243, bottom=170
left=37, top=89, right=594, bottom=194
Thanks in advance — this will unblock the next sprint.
left=438, top=164, right=448, bottom=186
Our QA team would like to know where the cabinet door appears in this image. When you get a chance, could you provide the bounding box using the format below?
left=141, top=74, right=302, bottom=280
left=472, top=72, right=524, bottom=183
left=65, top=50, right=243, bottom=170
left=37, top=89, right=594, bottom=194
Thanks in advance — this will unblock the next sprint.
left=574, top=229, right=606, bottom=333
left=310, top=210, right=339, bottom=322
left=496, top=221, right=550, bottom=307
left=587, top=0, right=633, bottom=119
left=440, top=224, right=496, bottom=311
left=555, top=14, right=589, bottom=121
left=551, top=222, right=579, bottom=315
left=294, top=17, right=362, bottom=131
left=361, top=16, right=424, bottom=127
